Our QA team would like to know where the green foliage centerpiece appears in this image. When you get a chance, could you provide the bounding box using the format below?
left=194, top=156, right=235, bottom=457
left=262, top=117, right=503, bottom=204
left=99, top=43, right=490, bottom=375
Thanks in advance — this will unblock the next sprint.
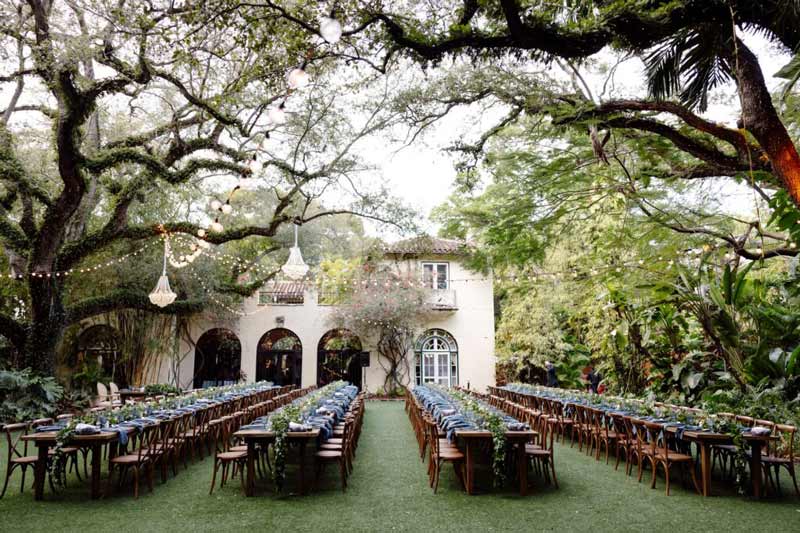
left=445, top=387, right=508, bottom=488
left=269, top=381, right=347, bottom=492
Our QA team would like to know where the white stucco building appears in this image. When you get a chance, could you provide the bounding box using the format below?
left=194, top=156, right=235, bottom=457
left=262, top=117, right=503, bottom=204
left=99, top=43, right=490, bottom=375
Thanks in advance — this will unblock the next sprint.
left=155, top=237, right=495, bottom=393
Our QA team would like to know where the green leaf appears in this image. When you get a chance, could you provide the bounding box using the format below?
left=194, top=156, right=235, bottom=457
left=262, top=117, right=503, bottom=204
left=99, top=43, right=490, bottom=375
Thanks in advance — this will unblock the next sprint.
left=776, top=52, right=800, bottom=100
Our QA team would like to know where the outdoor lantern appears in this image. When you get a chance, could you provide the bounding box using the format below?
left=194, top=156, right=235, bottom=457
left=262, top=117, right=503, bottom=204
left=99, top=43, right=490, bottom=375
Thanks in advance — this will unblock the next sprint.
left=281, top=223, right=309, bottom=279
left=287, top=68, right=310, bottom=89
left=149, top=239, right=177, bottom=308
left=319, top=17, right=342, bottom=44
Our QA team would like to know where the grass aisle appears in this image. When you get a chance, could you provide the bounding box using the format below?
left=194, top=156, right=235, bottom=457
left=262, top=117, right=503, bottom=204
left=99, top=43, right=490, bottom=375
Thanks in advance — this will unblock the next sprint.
left=0, top=401, right=798, bottom=532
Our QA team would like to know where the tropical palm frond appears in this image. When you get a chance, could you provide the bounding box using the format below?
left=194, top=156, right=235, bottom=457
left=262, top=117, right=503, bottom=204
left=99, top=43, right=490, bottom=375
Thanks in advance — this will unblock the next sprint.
left=644, top=28, right=733, bottom=112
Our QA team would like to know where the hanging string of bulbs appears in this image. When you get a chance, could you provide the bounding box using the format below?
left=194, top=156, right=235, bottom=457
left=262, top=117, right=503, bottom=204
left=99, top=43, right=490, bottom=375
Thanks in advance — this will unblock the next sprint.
left=199, top=12, right=343, bottom=237
left=3, top=240, right=159, bottom=280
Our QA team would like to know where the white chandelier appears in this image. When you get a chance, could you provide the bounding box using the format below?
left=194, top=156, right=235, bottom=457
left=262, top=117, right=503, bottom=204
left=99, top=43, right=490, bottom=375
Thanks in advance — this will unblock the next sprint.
left=149, top=238, right=177, bottom=307
left=281, top=224, right=309, bottom=280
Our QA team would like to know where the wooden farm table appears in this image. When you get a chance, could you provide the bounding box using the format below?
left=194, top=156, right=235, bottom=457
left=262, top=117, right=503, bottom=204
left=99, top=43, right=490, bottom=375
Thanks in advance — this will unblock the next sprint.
left=233, top=428, right=321, bottom=496
left=21, top=426, right=137, bottom=501
left=660, top=424, right=775, bottom=498
left=454, top=429, right=536, bottom=496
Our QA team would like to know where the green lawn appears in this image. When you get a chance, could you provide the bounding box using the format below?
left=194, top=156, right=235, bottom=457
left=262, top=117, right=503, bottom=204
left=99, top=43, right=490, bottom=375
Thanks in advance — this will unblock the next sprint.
left=0, top=401, right=798, bottom=532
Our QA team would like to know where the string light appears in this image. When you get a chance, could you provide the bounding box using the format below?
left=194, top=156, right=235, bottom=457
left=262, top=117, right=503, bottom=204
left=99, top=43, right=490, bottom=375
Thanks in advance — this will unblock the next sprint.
left=287, top=67, right=310, bottom=89
left=4, top=240, right=158, bottom=280
left=319, top=16, right=343, bottom=44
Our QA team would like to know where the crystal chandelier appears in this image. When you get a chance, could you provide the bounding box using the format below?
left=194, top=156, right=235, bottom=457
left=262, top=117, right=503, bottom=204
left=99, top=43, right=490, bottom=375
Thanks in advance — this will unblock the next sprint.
left=281, top=224, right=309, bottom=280
left=149, top=238, right=177, bottom=307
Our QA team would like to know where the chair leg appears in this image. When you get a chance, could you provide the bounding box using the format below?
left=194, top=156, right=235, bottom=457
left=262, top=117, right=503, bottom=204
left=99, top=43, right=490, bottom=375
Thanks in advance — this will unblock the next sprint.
left=651, top=460, right=658, bottom=490
left=1, top=468, right=13, bottom=499
left=209, top=460, right=219, bottom=495
left=550, top=459, right=559, bottom=489
left=106, top=467, right=115, bottom=498
left=133, top=467, right=139, bottom=499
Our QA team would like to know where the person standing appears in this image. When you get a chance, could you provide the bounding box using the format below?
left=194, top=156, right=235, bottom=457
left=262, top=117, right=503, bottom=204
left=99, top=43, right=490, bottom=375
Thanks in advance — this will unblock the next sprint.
left=587, top=366, right=602, bottom=394
left=545, top=361, right=559, bottom=388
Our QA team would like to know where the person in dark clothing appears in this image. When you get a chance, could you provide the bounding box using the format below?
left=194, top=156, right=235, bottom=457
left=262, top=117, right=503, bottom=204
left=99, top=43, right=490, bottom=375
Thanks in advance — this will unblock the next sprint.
left=587, top=367, right=602, bottom=394
left=264, top=358, right=277, bottom=383
left=545, top=361, right=559, bottom=388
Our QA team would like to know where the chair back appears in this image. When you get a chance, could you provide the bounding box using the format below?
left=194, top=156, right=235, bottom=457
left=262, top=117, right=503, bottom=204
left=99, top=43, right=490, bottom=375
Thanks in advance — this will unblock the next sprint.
left=774, top=424, right=797, bottom=460
left=96, top=382, right=109, bottom=401
left=109, top=382, right=120, bottom=398
left=2, top=423, right=31, bottom=465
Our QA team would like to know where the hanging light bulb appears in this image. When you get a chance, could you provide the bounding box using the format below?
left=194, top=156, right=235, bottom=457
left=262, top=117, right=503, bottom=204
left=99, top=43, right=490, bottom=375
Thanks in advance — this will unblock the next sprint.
left=248, top=157, right=263, bottom=173
left=210, top=199, right=222, bottom=211
left=320, top=16, right=342, bottom=43
left=281, top=223, right=309, bottom=280
left=197, top=228, right=206, bottom=237
left=268, top=104, right=287, bottom=125
left=210, top=220, right=224, bottom=233
left=221, top=203, right=233, bottom=215
left=287, top=67, right=310, bottom=89
left=149, top=239, right=177, bottom=308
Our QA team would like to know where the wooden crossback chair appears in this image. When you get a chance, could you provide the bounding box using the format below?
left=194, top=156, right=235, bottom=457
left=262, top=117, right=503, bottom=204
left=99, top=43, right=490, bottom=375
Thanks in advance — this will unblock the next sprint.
left=107, top=423, right=157, bottom=499
left=525, top=412, right=559, bottom=489
left=424, top=416, right=464, bottom=493
left=762, top=423, right=800, bottom=498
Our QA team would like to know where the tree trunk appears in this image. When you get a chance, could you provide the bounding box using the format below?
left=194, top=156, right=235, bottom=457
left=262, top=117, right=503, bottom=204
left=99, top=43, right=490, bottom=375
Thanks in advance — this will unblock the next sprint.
left=731, top=39, right=800, bottom=206
left=24, top=278, right=66, bottom=375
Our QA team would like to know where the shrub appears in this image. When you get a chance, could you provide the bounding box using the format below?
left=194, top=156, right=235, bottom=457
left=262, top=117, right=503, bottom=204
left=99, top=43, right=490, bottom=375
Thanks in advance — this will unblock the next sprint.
left=0, top=368, right=63, bottom=423
left=143, top=383, right=181, bottom=396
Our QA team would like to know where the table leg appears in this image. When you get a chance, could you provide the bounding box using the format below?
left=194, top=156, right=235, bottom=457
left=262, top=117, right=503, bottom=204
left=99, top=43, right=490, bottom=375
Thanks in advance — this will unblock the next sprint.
left=246, top=441, right=255, bottom=497
left=298, top=440, right=307, bottom=495
left=90, top=444, right=102, bottom=499
left=699, top=443, right=711, bottom=497
left=750, top=440, right=763, bottom=499
left=517, top=440, right=527, bottom=496
left=34, top=443, right=48, bottom=501
left=465, top=439, right=474, bottom=495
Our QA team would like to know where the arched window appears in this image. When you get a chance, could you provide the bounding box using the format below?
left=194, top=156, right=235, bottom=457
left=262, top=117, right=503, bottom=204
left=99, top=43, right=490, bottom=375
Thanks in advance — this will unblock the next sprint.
left=193, top=328, right=242, bottom=389
left=77, top=325, right=122, bottom=383
left=256, top=328, right=302, bottom=387
left=317, top=329, right=363, bottom=389
left=414, top=329, right=458, bottom=386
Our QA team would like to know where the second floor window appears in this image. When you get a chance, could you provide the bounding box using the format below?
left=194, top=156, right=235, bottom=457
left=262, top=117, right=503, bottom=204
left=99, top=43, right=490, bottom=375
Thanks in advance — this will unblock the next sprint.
left=422, top=262, right=449, bottom=290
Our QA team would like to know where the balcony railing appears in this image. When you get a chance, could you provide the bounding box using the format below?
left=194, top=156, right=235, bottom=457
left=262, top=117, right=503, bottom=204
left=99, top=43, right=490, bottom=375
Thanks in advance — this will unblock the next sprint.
left=425, top=289, right=457, bottom=310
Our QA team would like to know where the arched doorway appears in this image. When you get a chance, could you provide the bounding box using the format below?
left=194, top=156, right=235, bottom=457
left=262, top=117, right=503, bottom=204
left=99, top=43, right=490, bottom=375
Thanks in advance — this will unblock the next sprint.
left=193, top=328, right=242, bottom=389
left=414, top=329, right=458, bottom=386
left=317, top=329, right=363, bottom=389
left=77, top=325, right=123, bottom=385
left=256, top=328, right=302, bottom=387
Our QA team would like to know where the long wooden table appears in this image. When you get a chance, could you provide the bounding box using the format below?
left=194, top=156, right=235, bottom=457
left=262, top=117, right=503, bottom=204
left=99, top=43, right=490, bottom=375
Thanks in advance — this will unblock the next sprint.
left=232, top=428, right=320, bottom=496
left=454, top=429, right=536, bottom=496
left=492, top=387, right=777, bottom=498
left=661, top=424, right=774, bottom=498
left=21, top=427, right=136, bottom=500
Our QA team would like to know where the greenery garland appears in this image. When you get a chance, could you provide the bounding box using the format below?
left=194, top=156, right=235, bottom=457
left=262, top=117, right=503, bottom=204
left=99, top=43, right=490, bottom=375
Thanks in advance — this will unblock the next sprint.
left=446, top=388, right=508, bottom=488
left=704, top=416, right=749, bottom=495
left=268, top=382, right=347, bottom=492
